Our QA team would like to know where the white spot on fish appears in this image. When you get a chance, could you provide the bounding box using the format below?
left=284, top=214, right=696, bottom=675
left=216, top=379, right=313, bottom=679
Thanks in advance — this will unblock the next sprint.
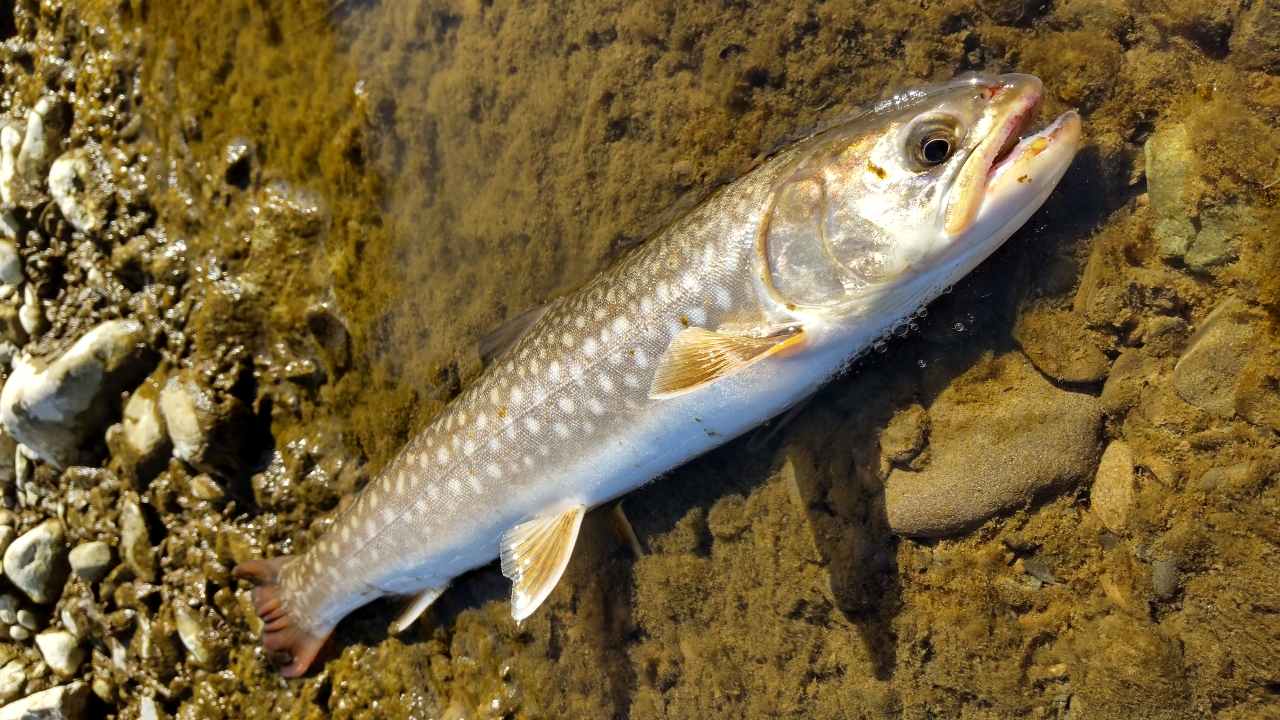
left=539, top=445, right=550, bottom=456
left=488, top=438, right=501, bottom=451
left=656, top=282, right=669, bottom=301
left=436, top=448, right=449, bottom=463
left=624, top=374, right=640, bottom=388
left=463, top=440, right=476, bottom=455
left=685, top=307, right=705, bottom=326
left=428, top=484, right=439, bottom=500
left=477, top=413, right=488, bottom=430
left=342, top=526, right=351, bottom=542
left=549, top=360, right=561, bottom=379
left=505, top=425, right=517, bottom=440
left=588, top=398, right=604, bottom=414
left=487, top=463, right=502, bottom=478
left=524, top=417, right=541, bottom=434
left=583, top=337, right=597, bottom=354
left=528, top=359, right=540, bottom=374
left=594, top=307, right=607, bottom=320
left=396, top=473, right=406, bottom=493
left=713, top=286, right=731, bottom=308
left=553, top=422, right=569, bottom=438
left=558, top=397, right=575, bottom=413
left=613, top=316, right=631, bottom=334
left=523, top=456, right=533, bottom=467
left=633, top=349, right=648, bottom=365
left=562, top=332, right=574, bottom=347
left=468, top=475, right=482, bottom=491
left=448, top=478, right=463, bottom=494
left=371, top=492, right=381, bottom=509
left=512, top=387, right=524, bottom=403
left=640, top=297, right=653, bottom=314
left=381, top=508, right=394, bottom=524
left=600, top=376, right=614, bottom=393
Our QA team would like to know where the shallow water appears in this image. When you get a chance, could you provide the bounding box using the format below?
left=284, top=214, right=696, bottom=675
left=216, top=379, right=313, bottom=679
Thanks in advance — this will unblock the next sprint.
left=0, top=0, right=1276, bottom=717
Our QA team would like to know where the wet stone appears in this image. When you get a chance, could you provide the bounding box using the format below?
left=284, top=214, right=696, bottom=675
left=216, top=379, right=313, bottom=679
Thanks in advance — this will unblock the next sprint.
left=886, top=353, right=1104, bottom=537
left=0, top=319, right=156, bottom=469
left=0, top=241, right=21, bottom=287
left=2, top=519, right=69, bottom=604
left=0, top=595, right=17, bottom=625
left=1091, top=441, right=1137, bottom=534
left=15, top=609, right=36, bottom=632
left=1173, top=298, right=1264, bottom=417
left=0, top=681, right=88, bottom=720
left=111, top=374, right=169, bottom=481
left=119, top=499, right=156, bottom=583
left=67, top=542, right=112, bottom=583
left=0, top=660, right=22, bottom=704
left=1231, top=0, right=1280, bottom=72
left=34, top=631, right=84, bottom=678
left=0, top=526, right=15, bottom=571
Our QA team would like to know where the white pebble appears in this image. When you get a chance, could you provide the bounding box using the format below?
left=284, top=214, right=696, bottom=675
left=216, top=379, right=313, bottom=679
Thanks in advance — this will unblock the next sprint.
left=35, top=630, right=85, bottom=678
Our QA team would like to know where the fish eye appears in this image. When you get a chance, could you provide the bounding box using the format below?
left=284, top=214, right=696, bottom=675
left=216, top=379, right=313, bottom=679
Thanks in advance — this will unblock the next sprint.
left=904, top=115, right=961, bottom=171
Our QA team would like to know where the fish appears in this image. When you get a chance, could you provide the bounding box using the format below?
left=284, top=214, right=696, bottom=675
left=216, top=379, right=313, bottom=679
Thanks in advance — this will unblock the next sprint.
left=235, top=73, right=1081, bottom=676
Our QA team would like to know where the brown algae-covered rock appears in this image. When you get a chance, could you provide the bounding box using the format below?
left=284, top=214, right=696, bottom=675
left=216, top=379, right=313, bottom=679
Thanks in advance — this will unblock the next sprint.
left=1013, top=301, right=1111, bottom=383
left=1173, top=298, right=1265, bottom=417
left=886, top=353, right=1103, bottom=537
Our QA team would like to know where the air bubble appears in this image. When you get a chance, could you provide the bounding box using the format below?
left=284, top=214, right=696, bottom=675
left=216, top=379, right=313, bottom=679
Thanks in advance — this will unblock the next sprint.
left=917, top=308, right=927, bottom=317
left=873, top=341, right=887, bottom=353
left=917, top=359, right=926, bottom=368
left=954, top=323, right=965, bottom=332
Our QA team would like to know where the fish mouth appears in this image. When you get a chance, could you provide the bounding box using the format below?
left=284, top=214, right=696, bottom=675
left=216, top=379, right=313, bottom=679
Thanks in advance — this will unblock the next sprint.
left=944, top=75, right=1076, bottom=235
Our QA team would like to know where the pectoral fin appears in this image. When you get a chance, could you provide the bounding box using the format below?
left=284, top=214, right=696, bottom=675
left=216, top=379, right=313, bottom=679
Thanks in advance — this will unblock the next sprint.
left=649, top=326, right=805, bottom=399
left=388, top=584, right=449, bottom=635
left=500, top=501, right=586, bottom=621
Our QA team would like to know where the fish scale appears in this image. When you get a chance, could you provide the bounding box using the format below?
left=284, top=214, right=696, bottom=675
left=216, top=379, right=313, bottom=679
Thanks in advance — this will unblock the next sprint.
left=238, top=73, right=1081, bottom=677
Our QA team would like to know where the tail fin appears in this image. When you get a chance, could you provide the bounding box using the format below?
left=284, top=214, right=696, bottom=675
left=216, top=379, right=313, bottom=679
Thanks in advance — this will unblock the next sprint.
left=234, top=556, right=330, bottom=677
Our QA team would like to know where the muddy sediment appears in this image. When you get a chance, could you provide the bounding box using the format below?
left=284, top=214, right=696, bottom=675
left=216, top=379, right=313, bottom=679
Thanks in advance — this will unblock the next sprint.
left=0, top=0, right=1274, bottom=717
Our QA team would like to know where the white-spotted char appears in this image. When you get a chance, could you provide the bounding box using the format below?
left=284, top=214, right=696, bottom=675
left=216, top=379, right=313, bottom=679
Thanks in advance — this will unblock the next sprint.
left=237, top=73, right=1081, bottom=676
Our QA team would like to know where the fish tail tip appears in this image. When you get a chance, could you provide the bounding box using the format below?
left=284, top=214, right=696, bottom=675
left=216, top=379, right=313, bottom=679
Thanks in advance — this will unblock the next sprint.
left=234, top=555, right=330, bottom=677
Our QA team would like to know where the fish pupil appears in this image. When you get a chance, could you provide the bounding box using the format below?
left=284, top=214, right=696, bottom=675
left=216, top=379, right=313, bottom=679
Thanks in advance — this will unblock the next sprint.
left=922, top=137, right=952, bottom=164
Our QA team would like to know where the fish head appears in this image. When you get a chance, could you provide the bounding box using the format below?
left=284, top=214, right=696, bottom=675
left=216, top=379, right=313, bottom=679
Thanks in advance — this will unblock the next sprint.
left=761, top=73, right=1081, bottom=314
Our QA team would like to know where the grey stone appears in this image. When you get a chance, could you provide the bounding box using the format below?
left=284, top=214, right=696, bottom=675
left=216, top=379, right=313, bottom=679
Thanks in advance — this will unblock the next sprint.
left=119, top=500, right=156, bottom=583
left=7, top=626, right=27, bottom=642
left=0, top=319, right=156, bottom=469
left=1152, top=559, right=1180, bottom=600
left=0, top=660, right=23, bottom=704
left=66, top=542, right=111, bottom=584
left=1092, top=441, right=1137, bottom=534
left=34, top=631, right=84, bottom=678
left=0, top=681, right=88, bottom=720
left=0, top=595, right=17, bottom=625
left=1173, top=298, right=1264, bottom=417
left=14, top=609, right=35, bottom=632
left=2, top=519, right=69, bottom=604
left=0, top=526, right=14, bottom=574
left=886, top=353, right=1103, bottom=537
left=0, top=242, right=21, bottom=287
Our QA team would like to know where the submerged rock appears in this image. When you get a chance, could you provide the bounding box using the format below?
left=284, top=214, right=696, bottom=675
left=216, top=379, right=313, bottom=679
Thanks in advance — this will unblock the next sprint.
left=885, top=353, right=1103, bottom=537
left=2, top=519, right=69, bottom=604
left=1091, top=440, right=1137, bottom=534
left=1144, top=124, right=1244, bottom=269
left=1173, top=298, right=1265, bottom=417
left=0, top=319, right=156, bottom=469
left=0, top=681, right=88, bottom=720
left=1013, top=302, right=1111, bottom=384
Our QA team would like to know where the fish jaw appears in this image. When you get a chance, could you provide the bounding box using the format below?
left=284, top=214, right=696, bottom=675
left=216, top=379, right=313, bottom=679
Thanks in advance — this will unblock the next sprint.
left=943, top=74, right=1046, bottom=235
